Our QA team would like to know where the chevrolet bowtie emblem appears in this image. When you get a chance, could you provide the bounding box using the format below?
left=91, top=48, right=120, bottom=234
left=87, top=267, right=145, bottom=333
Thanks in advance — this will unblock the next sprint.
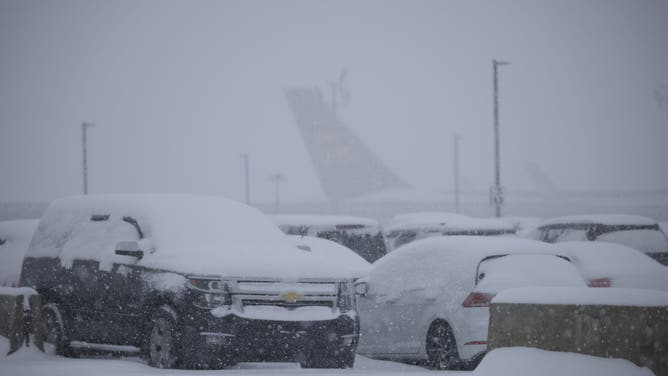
left=280, top=291, right=302, bottom=303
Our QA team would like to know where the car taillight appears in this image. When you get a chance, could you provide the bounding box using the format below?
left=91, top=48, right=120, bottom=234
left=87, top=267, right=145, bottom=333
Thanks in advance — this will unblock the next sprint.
left=462, top=292, right=495, bottom=307
left=588, top=278, right=611, bottom=288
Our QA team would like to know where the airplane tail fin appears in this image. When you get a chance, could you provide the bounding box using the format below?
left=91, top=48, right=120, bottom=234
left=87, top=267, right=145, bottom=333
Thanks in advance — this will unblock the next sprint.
left=285, top=87, right=410, bottom=202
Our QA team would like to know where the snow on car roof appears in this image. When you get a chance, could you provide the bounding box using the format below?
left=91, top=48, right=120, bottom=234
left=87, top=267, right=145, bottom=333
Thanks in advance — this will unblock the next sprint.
left=26, top=195, right=357, bottom=279
left=493, top=286, right=668, bottom=307
left=538, top=214, right=657, bottom=227
left=384, top=212, right=516, bottom=233
left=555, top=241, right=668, bottom=290
left=288, top=235, right=371, bottom=279
left=271, top=214, right=380, bottom=229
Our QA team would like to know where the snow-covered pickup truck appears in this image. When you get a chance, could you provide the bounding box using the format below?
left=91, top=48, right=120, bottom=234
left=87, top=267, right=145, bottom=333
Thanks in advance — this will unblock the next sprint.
left=20, top=194, right=360, bottom=369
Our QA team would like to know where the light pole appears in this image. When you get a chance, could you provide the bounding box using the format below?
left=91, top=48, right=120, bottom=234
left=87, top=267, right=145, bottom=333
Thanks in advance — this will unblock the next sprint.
left=82, top=122, right=94, bottom=195
left=269, top=173, right=285, bottom=213
left=240, top=153, right=250, bottom=204
left=453, top=135, right=461, bottom=213
left=492, top=59, right=510, bottom=218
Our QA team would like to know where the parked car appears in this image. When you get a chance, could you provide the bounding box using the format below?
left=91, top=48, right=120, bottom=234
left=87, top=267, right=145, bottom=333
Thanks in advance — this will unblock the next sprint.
left=498, top=216, right=542, bottom=236
left=525, top=214, right=668, bottom=265
left=555, top=241, right=668, bottom=289
left=355, top=236, right=585, bottom=370
left=21, top=195, right=360, bottom=369
left=272, top=214, right=386, bottom=262
left=289, top=235, right=371, bottom=279
left=0, top=219, right=38, bottom=286
left=383, top=212, right=516, bottom=252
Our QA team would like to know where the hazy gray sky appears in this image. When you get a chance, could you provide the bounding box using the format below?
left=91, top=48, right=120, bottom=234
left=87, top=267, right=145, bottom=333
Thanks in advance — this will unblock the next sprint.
left=1, top=0, right=667, bottom=203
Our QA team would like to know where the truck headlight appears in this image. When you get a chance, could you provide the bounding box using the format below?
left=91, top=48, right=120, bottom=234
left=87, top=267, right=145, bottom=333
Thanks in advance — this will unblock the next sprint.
left=187, top=276, right=232, bottom=309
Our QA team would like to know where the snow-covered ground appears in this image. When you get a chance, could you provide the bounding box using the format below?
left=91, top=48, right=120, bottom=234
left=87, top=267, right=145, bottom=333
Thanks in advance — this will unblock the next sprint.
left=0, top=337, right=446, bottom=375
left=1, top=340, right=654, bottom=376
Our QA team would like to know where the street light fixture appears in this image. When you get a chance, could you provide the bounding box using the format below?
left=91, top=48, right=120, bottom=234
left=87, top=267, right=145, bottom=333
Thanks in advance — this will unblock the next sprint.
left=82, top=122, right=94, bottom=195
left=453, top=135, right=462, bottom=213
left=269, top=173, right=285, bottom=213
left=492, top=59, right=510, bottom=218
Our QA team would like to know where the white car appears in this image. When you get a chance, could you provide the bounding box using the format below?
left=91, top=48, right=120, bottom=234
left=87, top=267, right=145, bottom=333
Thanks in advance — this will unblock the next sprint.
left=525, top=214, right=668, bottom=265
left=383, top=212, right=516, bottom=252
left=556, top=241, right=668, bottom=290
left=355, top=236, right=586, bottom=370
left=0, top=219, right=38, bottom=286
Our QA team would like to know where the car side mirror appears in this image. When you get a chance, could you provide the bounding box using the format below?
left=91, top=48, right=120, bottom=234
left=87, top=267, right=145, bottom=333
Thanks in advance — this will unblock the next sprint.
left=115, top=241, right=144, bottom=259
left=354, top=281, right=369, bottom=296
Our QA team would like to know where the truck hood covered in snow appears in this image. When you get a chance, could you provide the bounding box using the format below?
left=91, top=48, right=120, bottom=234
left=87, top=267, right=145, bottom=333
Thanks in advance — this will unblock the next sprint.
left=27, top=195, right=356, bottom=279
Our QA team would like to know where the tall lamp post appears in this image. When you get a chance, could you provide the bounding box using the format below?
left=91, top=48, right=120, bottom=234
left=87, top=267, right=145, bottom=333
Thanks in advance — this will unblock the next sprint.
left=492, top=59, right=510, bottom=218
left=269, top=173, right=285, bottom=213
left=240, top=153, right=250, bottom=205
left=82, top=122, right=94, bottom=195
left=453, top=135, right=461, bottom=213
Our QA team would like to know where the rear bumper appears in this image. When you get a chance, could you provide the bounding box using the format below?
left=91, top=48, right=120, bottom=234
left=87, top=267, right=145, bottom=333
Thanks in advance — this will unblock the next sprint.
left=181, top=310, right=359, bottom=363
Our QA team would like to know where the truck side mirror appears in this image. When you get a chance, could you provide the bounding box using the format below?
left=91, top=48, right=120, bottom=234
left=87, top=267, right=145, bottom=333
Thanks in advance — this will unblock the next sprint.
left=115, top=241, right=144, bottom=259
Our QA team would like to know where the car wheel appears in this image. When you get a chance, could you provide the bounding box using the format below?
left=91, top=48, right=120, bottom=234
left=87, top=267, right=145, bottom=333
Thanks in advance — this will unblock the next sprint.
left=426, top=321, right=459, bottom=370
left=41, top=303, right=73, bottom=357
left=148, top=306, right=181, bottom=368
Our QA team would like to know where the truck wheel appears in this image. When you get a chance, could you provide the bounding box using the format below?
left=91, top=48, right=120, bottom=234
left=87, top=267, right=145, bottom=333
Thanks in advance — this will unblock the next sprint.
left=148, top=306, right=181, bottom=368
left=41, top=303, right=74, bottom=357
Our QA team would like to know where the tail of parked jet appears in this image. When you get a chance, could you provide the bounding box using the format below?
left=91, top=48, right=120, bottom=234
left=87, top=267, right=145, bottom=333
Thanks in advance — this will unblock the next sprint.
left=285, top=83, right=410, bottom=202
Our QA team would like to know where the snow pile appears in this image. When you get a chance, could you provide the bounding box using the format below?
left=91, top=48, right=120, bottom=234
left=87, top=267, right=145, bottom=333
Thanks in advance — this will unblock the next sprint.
left=0, top=220, right=38, bottom=286
left=493, top=286, right=668, bottom=307
left=474, top=347, right=654, bottom=376
left=556, top=241, right=668, bottom=290
left=288, top=236, right=371, bottom=278
left=475, top=254, right=586, bottom=294
left=0, top=335, right=47, bottom=360
left=26, top=195, right=357, bottom=279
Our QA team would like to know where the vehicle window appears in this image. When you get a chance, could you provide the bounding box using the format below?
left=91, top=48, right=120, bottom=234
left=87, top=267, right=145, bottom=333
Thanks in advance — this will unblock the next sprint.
left=394, top=230, right=417, bottom=249
left=543, top=227, right=587, bottom=243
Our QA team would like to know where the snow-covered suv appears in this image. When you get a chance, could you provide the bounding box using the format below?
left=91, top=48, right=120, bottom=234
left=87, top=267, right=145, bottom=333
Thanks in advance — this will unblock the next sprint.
left=20, top=195, right=359, bottom=368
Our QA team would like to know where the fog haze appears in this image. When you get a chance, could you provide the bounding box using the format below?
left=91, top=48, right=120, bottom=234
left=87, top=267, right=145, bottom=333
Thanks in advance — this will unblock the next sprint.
left=1, top=0, right=667, bottom=204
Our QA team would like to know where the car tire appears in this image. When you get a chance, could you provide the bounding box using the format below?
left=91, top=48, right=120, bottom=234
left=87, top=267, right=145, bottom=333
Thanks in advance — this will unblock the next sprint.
left=41, top=303, right=74, bottom=357
left=426, top=321, right=460, bottom=370
left=147, top=306, right=181, bottom=368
